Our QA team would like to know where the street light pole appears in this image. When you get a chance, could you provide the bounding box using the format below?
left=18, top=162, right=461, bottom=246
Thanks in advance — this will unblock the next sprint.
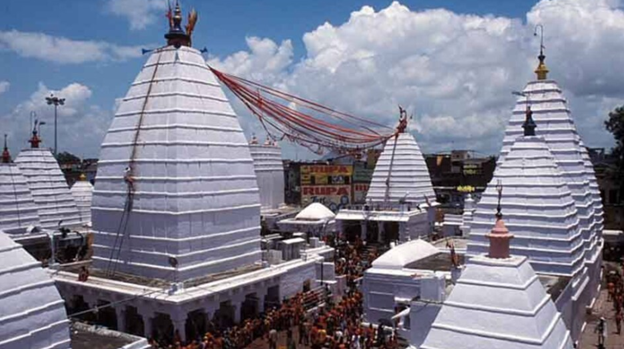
left=45, top=94, right=65, bottom=156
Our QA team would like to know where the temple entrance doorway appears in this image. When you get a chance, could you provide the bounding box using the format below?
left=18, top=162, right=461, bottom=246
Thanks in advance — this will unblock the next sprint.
left=240, top=293, right=259, bottom=321
left=186, top=309, right=207, bottom=341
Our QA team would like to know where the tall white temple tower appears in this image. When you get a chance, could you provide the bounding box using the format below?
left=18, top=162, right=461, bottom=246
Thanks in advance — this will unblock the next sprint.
left=91, top=5, right=262, bottom=281
left=467, top=51, right=603, bottom=341
left=498, top=50, right=603, bottom=303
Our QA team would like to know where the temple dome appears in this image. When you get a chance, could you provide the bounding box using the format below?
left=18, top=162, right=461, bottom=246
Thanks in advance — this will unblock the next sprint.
left=500, top=80, right=602, bottom=264
left=248, top=140, right=284, bottom=210
left=0, top=162, right=41, bottom=233
left=365, top=133, right=435, bottom=206
left=467, top=136, right=585, bottom=277
left=70, top=176, right=94, bottom=224
left=14, top=149, right=81, bottom=230
left=295, top=202, right=335, bottom=221
left=91, top=45, right=261, bottom=281
left=421, top=252, right=573, bottom=349
left=0, top=229, right=70, bottom=348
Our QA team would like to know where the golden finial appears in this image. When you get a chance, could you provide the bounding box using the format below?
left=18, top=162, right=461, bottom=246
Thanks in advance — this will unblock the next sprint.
left=79, top=173, right=87, bottom=181
left=534, top=24, right=549, bottom=80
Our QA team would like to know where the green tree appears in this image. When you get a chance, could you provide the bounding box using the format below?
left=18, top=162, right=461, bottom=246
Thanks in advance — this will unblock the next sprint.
left=605, top=106, right=624, bottom=190
left=55, top=151, right=80, bottom=164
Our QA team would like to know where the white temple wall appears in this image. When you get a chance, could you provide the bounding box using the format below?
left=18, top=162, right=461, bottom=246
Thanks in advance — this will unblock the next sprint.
left=363, top=271, right=424, bottom=325
left=278, top=259, right=317, bottom=300
left=408, top=300, right=442, bottom=348
left=552, top=277, right=578, bottom=343
left=586, top=241, right=604, bottom=306
left=407, top=211, right=430, bottom=240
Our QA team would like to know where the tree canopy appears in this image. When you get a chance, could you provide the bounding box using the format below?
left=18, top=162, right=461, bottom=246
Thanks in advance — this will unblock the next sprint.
left=605, top=106, right=624, bottom=186
left=56, top=151, right=81, bottom=164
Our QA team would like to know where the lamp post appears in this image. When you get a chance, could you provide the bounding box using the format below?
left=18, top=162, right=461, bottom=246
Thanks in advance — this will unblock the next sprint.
left=45, top=94, right=65, bottom=156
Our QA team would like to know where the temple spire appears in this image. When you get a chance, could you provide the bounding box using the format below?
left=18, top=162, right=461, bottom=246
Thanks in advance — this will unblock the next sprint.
left=28, top=120, right=42, bottom=149
left=534, top=24, right=549, bottom=80
left=164, top=1, right=198, bottom=47
left=487, top=180, right=514, bottom=259
left=2, top=134, right=10, bottom=163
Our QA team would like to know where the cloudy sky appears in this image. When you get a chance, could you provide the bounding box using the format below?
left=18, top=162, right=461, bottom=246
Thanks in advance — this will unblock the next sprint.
left=0, top=0, right=622, bottom=160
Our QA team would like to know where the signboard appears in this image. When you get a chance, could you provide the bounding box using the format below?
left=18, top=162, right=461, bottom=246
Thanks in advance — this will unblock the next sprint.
left=301, top=165, right=352, bottom=185
left=353, top=183, right=370, bottom=204
left=462, top=163, right=481, bottom=175
left=353, top=162, right=374, bottom=183
left=301, top=185, right=352, bottom=212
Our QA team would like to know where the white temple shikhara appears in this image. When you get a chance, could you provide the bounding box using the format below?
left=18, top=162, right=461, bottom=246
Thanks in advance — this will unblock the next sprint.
left=423, top=212, right=574, bottom=349
left=14, top=127, right=81, bottom=230
left=248, top=136, right=285, bottom=212
left=0, top=229, right=71, bottom=349
left=70, top=174, right=94, bottom=225
left=52, top=4, right=332, bottom=343
left=336, top=128, right=438, bottom=243
left=466, top=50, right=604, bottom=342
left=0, top=137, right=41, bottom=233
left=90, top=32, right=263, bottom=281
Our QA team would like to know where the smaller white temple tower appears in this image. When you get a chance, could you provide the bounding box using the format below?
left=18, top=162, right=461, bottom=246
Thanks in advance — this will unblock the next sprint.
left=0, top=229, right=71, bottom=349
left=248, top=136, right=285, bottom=211
left=422, top=209, right=574, bottom=349
left=0, top=136, right=41, bottom=233
left=14, top=125, right=81, bottom=230
left=336, top=114, right=438, bottom=244
left=70, top=173, right=94, bottom=224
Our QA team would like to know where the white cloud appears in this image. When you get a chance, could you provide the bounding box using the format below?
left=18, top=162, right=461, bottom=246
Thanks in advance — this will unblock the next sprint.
left=208, top=0, right=624, bottom=157
left=2, top=83, right=111, bottom=158
left=106, top=0, right=167, bottom=30
left=0, top=30, right=145, bottom=64
left=0, top=81, right=9, bottom=95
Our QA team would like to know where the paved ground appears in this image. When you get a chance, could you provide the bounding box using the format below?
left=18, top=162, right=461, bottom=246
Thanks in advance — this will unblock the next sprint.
left=578, top=285, right=622, bottom=348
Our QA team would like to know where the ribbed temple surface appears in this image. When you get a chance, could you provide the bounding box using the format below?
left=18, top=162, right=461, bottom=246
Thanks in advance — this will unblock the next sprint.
left=248, top=143, right=284, bottom=210
left=0, top=163, right=41, bottom=233
left=14, top=149, right=81, bottom=230
left=467, top=136, right=585, bottom=277
left=366, top=133, right=435, bottom=206
left=421, top=254, right=573, bottom=349
left=500, top=80, right=602, bottom=264
left=0, top=230, right=70, bottom=349
left=91, top=45, right=262, bottom=281
left=70, top=180, right=94, bottom=224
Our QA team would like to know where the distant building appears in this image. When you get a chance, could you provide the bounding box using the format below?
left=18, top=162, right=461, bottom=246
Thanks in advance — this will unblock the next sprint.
left=424, top=151, right=496, bottom=209
left=588, top=147, right=623, bottom=230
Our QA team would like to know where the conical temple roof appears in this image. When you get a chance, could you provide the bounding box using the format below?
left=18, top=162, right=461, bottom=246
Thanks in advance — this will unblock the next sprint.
left=248, top=141, right=284, bottom=210
left=71, top=177, right=94, bottom=224
left=500, top=80, right=602, bottom=264
left=366, top=133, right=435, bottom=206
left=467, top=136, right=585, bottom=277
left=296, top=202, right=335, bottom=221
left=421, top=252, right=573, bottom=349
left=91, top=45, right=261, bottom=281
left=0, top=162, right=41, bottom=233
left=14, top=149, right=81, bottom=230
left=0, top=230, right=70, bottom=348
